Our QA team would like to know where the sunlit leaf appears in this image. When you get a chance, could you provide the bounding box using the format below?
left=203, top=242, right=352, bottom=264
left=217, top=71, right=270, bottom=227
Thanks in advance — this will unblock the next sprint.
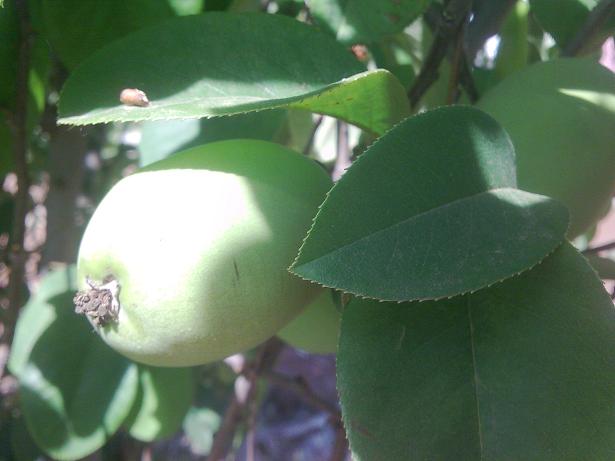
left=292, top=106, right=569, bottom=301
left=10, top=267, right=139, bottom=461
left=58, top=13, right=409, bottom=135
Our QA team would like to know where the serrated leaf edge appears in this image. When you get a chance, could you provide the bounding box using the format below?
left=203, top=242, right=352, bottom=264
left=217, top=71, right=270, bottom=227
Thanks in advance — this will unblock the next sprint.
left=57, top=70, right=400, bottom=136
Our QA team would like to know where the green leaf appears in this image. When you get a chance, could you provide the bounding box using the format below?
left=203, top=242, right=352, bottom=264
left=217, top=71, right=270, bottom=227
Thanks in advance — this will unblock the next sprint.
left=10, top=417, right=43, bottom=461
left=530, top=0, right=615, bottom=54
left=493, top=0, right=529, bottom=80
left=58, top=13, right=409, bottom=135
left=125, top=366, right=195, bottom=442
left=292, top=106, right=569, bottom=301
left=338, top=242, right=615, bottom=460
left=307, top=0, right=431, bottom=45
left=168, top=0, right=204, bottom=15
left=10, top=267, right=139, bottom=461
left=182, top=407, right=222, bottom=456
left=586, top=253, right=615, bottom=280
left=139, top=109, right=287, bottom=167
left=40, top=0, right=174, bottom=69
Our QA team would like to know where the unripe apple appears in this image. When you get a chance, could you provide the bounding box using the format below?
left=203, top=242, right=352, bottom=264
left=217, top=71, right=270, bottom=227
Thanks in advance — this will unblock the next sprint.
left=278, top=289, right=341, bottom=354
left=477, top=58, right=615, bottom=237
left=76, top=140, right=332, bottom=367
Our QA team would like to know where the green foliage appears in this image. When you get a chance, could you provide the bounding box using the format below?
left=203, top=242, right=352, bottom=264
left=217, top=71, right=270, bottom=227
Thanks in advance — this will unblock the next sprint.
left=9, top=267, right=140, bottom=461
left=307, top=0, right=431, bottom=45
left=587, top=253, right=615, bottom=280
left=530, top=0, right=615, bottom=54
left=292, top=106, right=569, bottom=301
left=182, top=407, right=222, bottom=455
left=338, top=243, right=615, bottom=460
left=0, top=0, right=17, bottom=109
left=39, top=0, right=174, bottom=69
left=58, top=13, right=409, bottom=135
left=477, top=58, right=615, bottom=237
left=125, top=366, right=195, bottom=441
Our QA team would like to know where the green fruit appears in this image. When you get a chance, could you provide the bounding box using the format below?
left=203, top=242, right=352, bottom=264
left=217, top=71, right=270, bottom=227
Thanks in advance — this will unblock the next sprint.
left=278, top=290, right=341, bottom=354
left=477, top=58, right=615, bottom=237
left=77, top=140, right=331, bottom=366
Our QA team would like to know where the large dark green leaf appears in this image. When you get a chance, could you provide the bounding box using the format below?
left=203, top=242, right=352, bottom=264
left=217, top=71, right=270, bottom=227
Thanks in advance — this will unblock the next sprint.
left=58, top=13, right=408, bottom=135
left=338, top=242, right=615, bottom=460
left=124, top=366, right=195, bottom=441
left=9, top=267, right=139, bottom=461
left=292, top=106, right=569, bottom=301
left=307, top=0, right=431, bottom=45
left=40, top=0, right=174, bottom=69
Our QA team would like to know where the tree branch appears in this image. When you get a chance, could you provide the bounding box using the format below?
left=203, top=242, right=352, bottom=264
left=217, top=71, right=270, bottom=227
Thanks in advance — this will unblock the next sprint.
left=5, top=0, right=32, bottom=349
left=408, top=0, right=474, bottom=109
left=583, top=240, right=615, bottom=255
left=328, top=425, right=349, bottom=461
left=207, top=339, right=284, bottom=461
left=563, top=0, right=615, bottom=56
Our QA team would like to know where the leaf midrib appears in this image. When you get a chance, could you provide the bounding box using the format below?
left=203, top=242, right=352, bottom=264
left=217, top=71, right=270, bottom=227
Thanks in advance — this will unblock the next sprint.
left=293, top=186, right=514, bottom=271
left=466, top=296, right=485, bottom=460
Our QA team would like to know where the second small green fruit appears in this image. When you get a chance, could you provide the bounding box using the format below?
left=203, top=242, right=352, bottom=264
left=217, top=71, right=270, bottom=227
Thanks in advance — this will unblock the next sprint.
left=77, top=140, right=332, bottom=367
left=278, top=289, right=341, bottom=354
left=477, top=58, right=615, bottom=237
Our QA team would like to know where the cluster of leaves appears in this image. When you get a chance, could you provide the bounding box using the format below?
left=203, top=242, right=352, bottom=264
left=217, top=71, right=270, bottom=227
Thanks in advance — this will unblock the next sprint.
left=2, top=0, right=615, bottom=460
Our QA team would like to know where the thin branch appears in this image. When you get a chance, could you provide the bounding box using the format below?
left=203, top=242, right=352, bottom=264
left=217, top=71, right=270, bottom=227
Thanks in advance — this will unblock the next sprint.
left=207, top=339, right=284, bottom=461
left=563, top=0, right=615, bottom=56
left=302, top=115, right=324, bottom=155
left=329, top=425, right=349, bottom=461
left=408, top=0, right=474, bottom=108
left=583, top=240, right=615, bottom=255
left=458, top=48, right=479, bottom=103
left=5, top=0, right=32, bottom=349
left=446, top=25, right=465, bottom=104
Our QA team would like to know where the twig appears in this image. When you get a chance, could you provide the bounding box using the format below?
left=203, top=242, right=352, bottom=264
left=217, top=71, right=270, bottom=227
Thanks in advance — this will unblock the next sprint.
left=263, top=370, right=347, bottom=460
left=4, top=0, right=32, bottom=349
left=207, top=339, right=284, bottom=461
left=245, top=379, right=259, bottom=461
left=329, top=425, right=349, bottom=461
left=458, top=49, right=479, bottom=103
left=446, top=24, right=465, bottom=104
left=262, top=370, right=341, bottom=418
left=563, top=0, right=615, bottom=56
left=302, top=115, right=324, bottom=155
left=408, top=0, right=474, bottom=108
left=583, top=240, right=615, bottom=255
